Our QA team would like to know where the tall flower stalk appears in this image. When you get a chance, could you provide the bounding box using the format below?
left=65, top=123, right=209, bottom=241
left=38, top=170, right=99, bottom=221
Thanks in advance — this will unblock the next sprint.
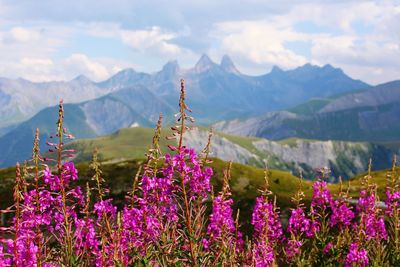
left=251, top=167, right=282, bottom=266
left=385, top=156, right=400, bottom=265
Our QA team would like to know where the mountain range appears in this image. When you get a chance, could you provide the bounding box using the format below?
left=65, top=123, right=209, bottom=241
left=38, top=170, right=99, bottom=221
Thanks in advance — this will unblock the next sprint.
left=0, top=54, right=368, bottom=135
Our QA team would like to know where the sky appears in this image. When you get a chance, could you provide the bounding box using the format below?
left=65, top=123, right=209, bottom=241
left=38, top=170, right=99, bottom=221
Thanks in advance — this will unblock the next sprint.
left=0, top=0, right=399, bottom=84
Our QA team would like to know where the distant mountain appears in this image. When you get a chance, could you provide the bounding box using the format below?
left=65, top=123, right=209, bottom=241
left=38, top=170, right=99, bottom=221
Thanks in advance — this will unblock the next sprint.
left=0, top=85, right=175, bottom=167
left=0, top=76, right=114, bottom=135
left=0, top=54, right=370, bottom=137
left=214, top=80, right=400, bottom=142
left=181, top=55, right=370, bottom=123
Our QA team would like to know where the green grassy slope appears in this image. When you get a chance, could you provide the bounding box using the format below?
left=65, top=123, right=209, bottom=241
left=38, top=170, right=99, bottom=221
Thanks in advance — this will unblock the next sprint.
left=65, top=127, right=175, bottom=162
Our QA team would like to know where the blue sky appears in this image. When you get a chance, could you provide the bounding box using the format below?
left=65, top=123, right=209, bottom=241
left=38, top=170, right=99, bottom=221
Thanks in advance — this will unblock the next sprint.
left=0, top=0, right=399, bottom=84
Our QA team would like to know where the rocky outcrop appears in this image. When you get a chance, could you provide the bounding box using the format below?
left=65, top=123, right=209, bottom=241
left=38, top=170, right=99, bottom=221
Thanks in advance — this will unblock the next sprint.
left=253, top=139, right=371, bottom=177
left=183, top=128, right=260, bottom=165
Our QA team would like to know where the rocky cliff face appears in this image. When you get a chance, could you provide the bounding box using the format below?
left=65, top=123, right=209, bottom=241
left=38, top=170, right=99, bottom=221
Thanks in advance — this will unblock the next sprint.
left=183, top=128, right=260, bottom=164
left=213, top=111, right=298, bottom=138
left=253, top=139, right=375, bottom=178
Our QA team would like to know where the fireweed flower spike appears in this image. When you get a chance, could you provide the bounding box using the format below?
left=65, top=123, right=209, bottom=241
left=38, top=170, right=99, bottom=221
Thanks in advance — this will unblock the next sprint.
left=205, top=162, right=243, bottom=264
left=286, top=172, right=311, bottom=264
left=251, top=167, right=282, bottom=266
left=330, top=178, right=354, bottom=229
left=385, top=156, right=400, bottom=264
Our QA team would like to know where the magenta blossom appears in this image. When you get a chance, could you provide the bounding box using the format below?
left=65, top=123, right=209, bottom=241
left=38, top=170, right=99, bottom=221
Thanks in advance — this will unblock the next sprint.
left=385, top=190, right=400, bottom=216
left=345, top=243, right=368, bottom=267
left=288, top=208, right=311, bottom=236
left=311, top=181, right=332, bottom=208
left=330, top=200, right=354, bottom=228
left=207, top=196, right=237, bottom=243
left=251, top=195, right=283, bottom=242
left=252, top=240, right=275, bottom=267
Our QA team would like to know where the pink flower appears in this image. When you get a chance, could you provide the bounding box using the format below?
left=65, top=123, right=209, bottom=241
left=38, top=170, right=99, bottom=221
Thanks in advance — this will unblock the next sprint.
left=288, top=208, right=311, bottom=236
left=345, top=243, right=368, bottom=267
left=330, top=200, right=354, bottom=228
left=251, top=196, right=283, bottom=242
left=311, top=181, right=332, bottom=208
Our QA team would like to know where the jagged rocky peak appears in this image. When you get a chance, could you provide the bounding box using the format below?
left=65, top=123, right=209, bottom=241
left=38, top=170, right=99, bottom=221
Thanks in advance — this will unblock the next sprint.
left=322, top=63, right=343, bottom=74
left=71, top=74, right=92, bottom=84
left=161, top=60, right=180, bottom=74
left=220, top=55, right=240, bottom=74
left=270, top=65, right=284, bottom=74
left=194, top=54, right=217, bottom=73
left=113, top=68, right=136, bottom=78
left=298, top=63, right=318, bottom=70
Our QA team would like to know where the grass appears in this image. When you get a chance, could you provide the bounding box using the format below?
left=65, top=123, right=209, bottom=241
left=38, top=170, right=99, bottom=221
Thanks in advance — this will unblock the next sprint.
left=65, top=127, right=174, bottom=162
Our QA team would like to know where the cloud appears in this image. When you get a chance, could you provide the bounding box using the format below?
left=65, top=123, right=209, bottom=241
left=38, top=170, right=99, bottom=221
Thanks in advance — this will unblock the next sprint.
left=120, top=26, right=181, bottom=56
left=0, top=54, right=124, bottom=82
left=63, top=54, right=110, bottom=81
left=211, top=20, right=308, bottom=70
left=6, top=27, right=41, bottom=43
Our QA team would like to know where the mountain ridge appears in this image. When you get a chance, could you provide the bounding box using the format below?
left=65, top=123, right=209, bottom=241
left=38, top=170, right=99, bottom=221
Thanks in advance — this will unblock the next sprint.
left=214, top=80, right=400, bottom=142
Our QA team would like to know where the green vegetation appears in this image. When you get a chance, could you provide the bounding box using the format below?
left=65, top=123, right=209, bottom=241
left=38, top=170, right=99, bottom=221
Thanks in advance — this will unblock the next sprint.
left=289, top=98, right=331, bottom=115
left=66, top=127, right=172, bottom=162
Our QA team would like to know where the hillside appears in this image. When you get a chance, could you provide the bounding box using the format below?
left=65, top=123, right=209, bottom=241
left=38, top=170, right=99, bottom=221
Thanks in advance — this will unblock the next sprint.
left=0, top=86, right=176, bottom=167
left=0, top=76, right=113, bottom=134
left=59, top=127, right=395, bottom=180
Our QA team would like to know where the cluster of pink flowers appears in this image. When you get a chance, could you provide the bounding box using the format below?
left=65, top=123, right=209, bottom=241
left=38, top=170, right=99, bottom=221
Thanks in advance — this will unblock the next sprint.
left=311, top=181, right=332, bottom=208
left=1, top=142, right=400, bottom=266
left=357, top=190, right=388, bottom=241
left=345, top=243, right=369, bottom=267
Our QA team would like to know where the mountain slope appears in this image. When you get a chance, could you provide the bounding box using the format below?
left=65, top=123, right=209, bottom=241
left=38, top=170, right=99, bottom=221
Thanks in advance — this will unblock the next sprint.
left=61, top=127, right=394, bottom=180
left=214, top=80, right=400, bottom=142
left=0, top=76, right=113, bottom=133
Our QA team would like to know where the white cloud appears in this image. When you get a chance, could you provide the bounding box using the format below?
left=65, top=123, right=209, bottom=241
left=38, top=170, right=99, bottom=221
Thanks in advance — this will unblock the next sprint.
left=63, top=54, right=110, bottom=81
left=212, top=20, right=307, bottom=70
left=310, top=35, right=400, bottom=84
left=7, top=27, right=41, bottom=43
left=120, top=26, right=181, bottom=56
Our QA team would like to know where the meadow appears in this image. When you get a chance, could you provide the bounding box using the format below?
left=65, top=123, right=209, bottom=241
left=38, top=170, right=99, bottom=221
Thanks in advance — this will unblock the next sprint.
left=0, top=80, right=399, bottom=266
